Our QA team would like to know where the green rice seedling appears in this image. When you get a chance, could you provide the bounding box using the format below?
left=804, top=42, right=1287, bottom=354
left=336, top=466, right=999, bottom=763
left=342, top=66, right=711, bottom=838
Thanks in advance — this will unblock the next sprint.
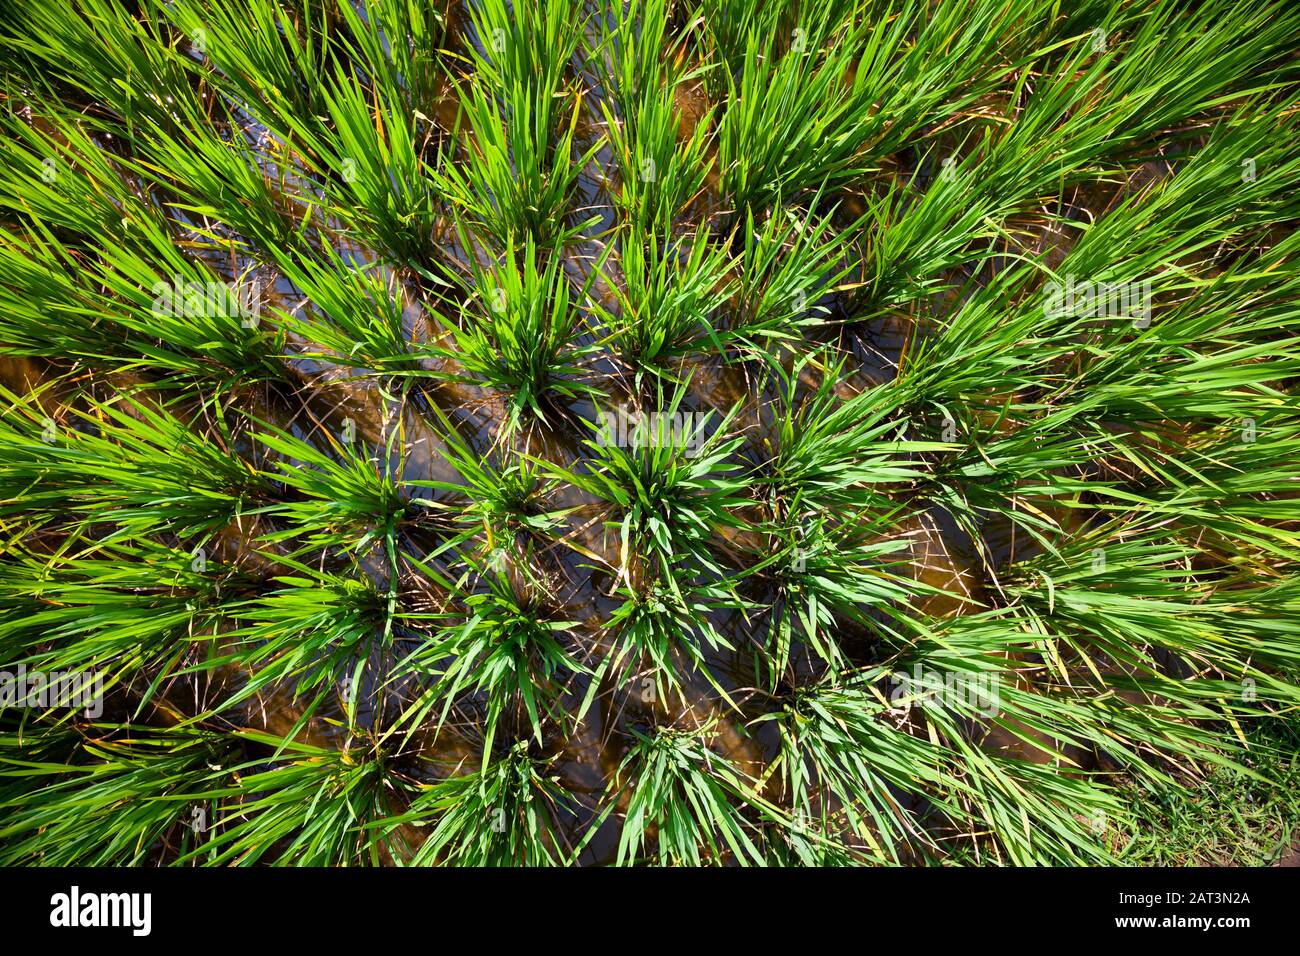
left=436, top=79, right=600, bottom=252
left=198, top=559, right=397, bottom=730
left=379, top=739, right=578, bottom=866
left=434, top=0, right=601, bottom=250
left=759, top=671, right=973, bottom=865
left=161, top=0, right=332, bottom=134
left=0, top=386, right=276, bottom=542
left=607, top=724, right=779, bottom=866
left=689, top=0, right=791, bottom=76
left=460, top=0, right=578, bottom=121
left=740, top=517, right=922, bottom=686
left=305, top=73, right=444, bottom=276
left=0, top=540, right=234, bottom=706
left=0, top=117, right=288, bottom=390
left=590, top=0, right=716, bottom=234
left=272, top=245, right=431, bottom=374
left=0, top=724, right=238, bottom=866
left=407, top=403, right=573, bottom=548
left=177, top=730, right=410, bottom=866
left=755, top=352, right=949, bottom=515
left=711, top=0, right=1052, bottom=215
left=728, top=202, right=860, bottom=350
left=712, top=27, right=873, bottom=216
left=329, top=0, right=449, bottom=122
left=251, top=419, right=407, bottom=557
left=1001, top=529, right=1300, bottom=694
left=594, top=224, right=735, bottom=378
left=393, top=550, right=587, bottom=756
left=4, top=0, right=223, bottom=138
left=602, top=575, right=739, bottom=701
left=164, top=0, right=452, bottom=281
left=430, top=229, right=606, bottom=429
left=562, top=383, right=747, bottom=583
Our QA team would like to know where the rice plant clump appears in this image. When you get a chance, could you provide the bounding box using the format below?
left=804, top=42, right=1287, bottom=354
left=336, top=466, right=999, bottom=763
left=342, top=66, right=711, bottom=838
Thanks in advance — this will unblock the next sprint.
left=1, top=0, right=1298, bottom=866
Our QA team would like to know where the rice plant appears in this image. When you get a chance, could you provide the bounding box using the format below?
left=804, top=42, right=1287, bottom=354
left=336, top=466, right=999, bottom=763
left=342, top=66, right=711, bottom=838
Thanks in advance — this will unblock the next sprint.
left=1, top=0, right=1299, bottom=868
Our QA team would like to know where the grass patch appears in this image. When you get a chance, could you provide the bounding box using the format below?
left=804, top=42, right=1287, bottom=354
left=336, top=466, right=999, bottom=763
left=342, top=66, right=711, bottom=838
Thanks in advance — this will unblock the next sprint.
left=0, top=0, right=1298, bottom=866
